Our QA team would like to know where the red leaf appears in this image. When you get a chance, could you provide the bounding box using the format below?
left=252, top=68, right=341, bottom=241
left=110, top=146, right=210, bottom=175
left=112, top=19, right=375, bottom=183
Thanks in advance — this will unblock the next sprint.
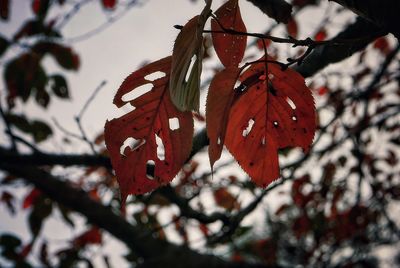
left=0, top=0, right=9, bottom=20
left=213, top=188, right=239, bottom=210
left=104, top=57, right=194, bottom=202
left=256, top=38, right=271, bottom=51
left=206, top=67, right=241, bottom=168
left=373, top=37, right=390, bottom=55
left=20, top=242, right=33, bottom=258
left=73, top=227, right=102, bottom=248
left=23, top=188, right=41, bottom=209
left=192, top=112, right=205, bottom=122
left=314, top=29, right=327, bottom=41
left=225, top=60, right=315, bottom=187
left=211, top=0, right=247, bottom=67
left=316, top=86, right=329, bottom=96
left=32, top=0, right=41, bottom=14
left=286, top=18, right=298, bottom=38
left=199, top=223, right=209, bottom=236
left=102, top=0, right=117, bottom=9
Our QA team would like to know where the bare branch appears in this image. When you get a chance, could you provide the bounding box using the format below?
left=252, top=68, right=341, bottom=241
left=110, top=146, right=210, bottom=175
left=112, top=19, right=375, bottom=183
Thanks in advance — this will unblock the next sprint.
left=330, top=0, right=400, bottom=39
left=246, top=0, right=292, bottom=23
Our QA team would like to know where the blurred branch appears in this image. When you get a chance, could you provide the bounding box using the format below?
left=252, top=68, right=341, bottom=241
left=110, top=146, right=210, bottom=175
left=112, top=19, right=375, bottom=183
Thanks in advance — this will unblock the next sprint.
left=4, top=131, right=42, bottom=154
left=246, top=0, right=292, bottom=23
left=75, top=80, right=107, bottom=154
left=0, top=146, right=112, bottom=168
left=77, top=80, right=107, bottom=120
left=0, top=99, right=17, bottom=152
left=330, top=0, right=400, bottom=39
left=159, top=185, right=229, bottom=224
left=65, top=0, right=142, bottom=43
left=0, top=162, right=278, bottom=268
left=295, top=17, right=385, bottom=77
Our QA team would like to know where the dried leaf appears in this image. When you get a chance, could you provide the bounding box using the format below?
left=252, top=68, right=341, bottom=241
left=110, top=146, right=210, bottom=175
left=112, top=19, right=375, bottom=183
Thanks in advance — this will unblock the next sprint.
left=213, top=188, right=239, bottom=210
left=73, top=227, right=102, bottom=248
left=170, top=1, right=211, bottom=111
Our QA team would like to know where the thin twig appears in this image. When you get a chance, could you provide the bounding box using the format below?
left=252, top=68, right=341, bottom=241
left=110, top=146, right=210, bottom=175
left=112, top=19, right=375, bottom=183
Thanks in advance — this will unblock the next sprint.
left=74, top=116, right=96, bottom=154
left=52, top=117, right=82, bottom=140
left=78, top=80, right=107, bottom=119
left=4, top=130, right=43, bottom=154
left=64, top=0, right=141, bottom=43
left=75, top=80, right=107, bottom=154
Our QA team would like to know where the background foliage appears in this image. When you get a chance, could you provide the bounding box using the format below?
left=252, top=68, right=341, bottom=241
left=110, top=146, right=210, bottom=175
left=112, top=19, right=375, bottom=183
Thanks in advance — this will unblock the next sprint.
left=0, top=0, right=400, bottom=267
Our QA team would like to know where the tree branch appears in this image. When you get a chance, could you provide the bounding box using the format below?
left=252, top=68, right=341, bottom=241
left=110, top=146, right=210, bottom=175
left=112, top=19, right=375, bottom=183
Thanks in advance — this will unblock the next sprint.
left=246, top=0, right=292, bottom=23
left=330, top=0, right=400, bottom=39
left=295, top=17, right=385, bottom=77
left=0, top=162, right=276, bottom=268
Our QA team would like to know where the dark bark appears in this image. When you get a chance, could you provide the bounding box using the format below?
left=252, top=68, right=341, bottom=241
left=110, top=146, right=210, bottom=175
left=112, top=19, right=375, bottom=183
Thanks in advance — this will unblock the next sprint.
left=0, top=162, right=276, bottom=268
left=295, top=17, right=385, bottom=77
left=331, top=0, right=400, bottom=39
left=246, top=0, right=292, bottom=23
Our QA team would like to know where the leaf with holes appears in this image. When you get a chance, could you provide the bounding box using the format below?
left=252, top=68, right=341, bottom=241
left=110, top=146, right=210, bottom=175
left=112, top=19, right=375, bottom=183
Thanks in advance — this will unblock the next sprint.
left=170, top=1, right=211, bottom=112
left=206, top=67, right=241, bottom=168
left=211, top=0, right=247, bottom=68
left=104, top=56, right=193, bottom=202
left=225, top=59, right=315, bottom=187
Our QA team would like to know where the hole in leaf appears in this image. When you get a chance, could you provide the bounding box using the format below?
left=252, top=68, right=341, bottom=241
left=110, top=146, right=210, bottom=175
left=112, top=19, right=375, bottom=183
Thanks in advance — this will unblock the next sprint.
left=217, top=137, right=221, bottom=145
left=234, top=79, right=241, bottom=91
left=169, top=117, right=180, bottom=131
left=242, top=119, right=255, bottom=137
left=286, top=97, right=296, bottom=110
left=268, top=73, right=274, bottom=80
left=261, top=136, right=266, bottom=145
left=185, top=55, right=197, bottom=83
left=155, top=133, right=165, bottom=160
left=292, top=116, right=297, bottom=121
left=144, top=71, right=166, bottom=81
left=146, top=160, right=155, bottom=180
left=273, top=121, right=279, bottom=127
left=120, top=137, right=146, bottom=156
left=122, top=83, right=153, bottom=102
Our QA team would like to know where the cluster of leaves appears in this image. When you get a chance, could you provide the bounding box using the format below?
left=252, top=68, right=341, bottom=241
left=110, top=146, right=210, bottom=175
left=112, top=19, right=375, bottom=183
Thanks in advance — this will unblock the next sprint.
left=1, top=0, right=82, bottom=144
left=0, top=171, right=112, bottom=267
left=104, top=0, right=316, bottom=203
left=233, top=171, right=381, bottom=266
